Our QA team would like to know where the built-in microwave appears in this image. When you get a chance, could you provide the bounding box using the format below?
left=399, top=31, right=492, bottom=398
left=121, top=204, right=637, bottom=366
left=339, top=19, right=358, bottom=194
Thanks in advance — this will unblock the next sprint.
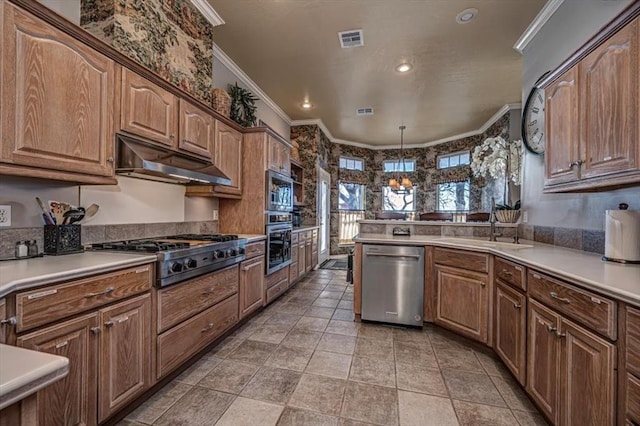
left=266, top=170, right=293, bottom=212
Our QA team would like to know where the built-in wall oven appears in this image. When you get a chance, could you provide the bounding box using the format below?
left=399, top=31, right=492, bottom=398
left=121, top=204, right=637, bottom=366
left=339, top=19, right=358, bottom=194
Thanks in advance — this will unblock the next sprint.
left=266, top=212, right=293, bottom=274
left=266, top=170, right=293, bottom=212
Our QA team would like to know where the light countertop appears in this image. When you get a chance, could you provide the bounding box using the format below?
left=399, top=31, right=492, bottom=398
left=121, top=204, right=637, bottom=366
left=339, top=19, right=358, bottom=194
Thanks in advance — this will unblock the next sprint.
left=0, top=344, right=69, bottom=410
left=359, top=219, right=518, bottom=227
left=0, top=252, right=157, bottom=299
left=293, top=225, right=320, bottom=232
left=238, top=234, right=267, bottom=243
left=354, top=234, right=640, bottom=306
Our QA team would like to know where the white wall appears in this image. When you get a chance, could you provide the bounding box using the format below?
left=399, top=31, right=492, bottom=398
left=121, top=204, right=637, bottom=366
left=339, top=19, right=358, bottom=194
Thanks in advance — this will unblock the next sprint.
left=37, top=0, right=80, bottom=24
left=521, top=0, right=640, bottom=230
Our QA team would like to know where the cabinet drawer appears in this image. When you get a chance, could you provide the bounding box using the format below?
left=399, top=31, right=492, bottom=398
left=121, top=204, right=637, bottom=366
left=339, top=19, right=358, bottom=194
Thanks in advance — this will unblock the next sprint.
left=495, top=257, right=526, bottom=291
left=245, top=241, right=266, bottom=260
left=291, top=233, right=299, bottom=244
left=528, top=270, right=616, bottom=340
left=434, top=248, right=489, bottom=273
left=627, top=373, right=640, bottom=425
left=16, top=264, right=153, bottom=332
left=157, top=294, right=238, bottom=378
left=298, top=232, right=307, bottom=242
left=266, top=266, right=289, bottom=288
left=626, top=307, right=640, bottom=376
left=157, top=265, right=238, bottom=333
left=266, top=278, right=288, bottom=304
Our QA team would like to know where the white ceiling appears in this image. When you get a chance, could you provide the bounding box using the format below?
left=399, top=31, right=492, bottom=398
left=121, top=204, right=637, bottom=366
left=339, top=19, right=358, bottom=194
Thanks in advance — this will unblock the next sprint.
left=208, top=0, right=546, bottom=146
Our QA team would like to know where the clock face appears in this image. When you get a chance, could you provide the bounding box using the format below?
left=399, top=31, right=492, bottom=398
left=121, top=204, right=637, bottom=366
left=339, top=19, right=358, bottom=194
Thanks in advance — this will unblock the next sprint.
left=522, top=87, right=546, bottom=155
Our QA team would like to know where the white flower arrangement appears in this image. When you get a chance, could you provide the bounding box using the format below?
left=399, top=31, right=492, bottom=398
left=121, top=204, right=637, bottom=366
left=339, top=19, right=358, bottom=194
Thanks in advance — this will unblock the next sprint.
left=470, top=136, right=522, bottom=185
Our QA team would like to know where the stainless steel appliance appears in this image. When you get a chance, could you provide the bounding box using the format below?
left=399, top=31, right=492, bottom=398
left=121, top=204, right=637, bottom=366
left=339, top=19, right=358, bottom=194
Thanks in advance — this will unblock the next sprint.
left=266, top=213, right=293, bottom=274
left=361, top=244, right=425, bottom=327
left=90, top=234, right=247, bottom=287
left=266, top=170, right=293, bottom=212
left=292, top=211, right=302, bottom=227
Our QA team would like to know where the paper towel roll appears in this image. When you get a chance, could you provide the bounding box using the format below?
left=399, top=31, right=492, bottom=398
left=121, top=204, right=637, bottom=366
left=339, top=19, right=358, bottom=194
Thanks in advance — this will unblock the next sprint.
left=604, top=208, right=640, bottom=262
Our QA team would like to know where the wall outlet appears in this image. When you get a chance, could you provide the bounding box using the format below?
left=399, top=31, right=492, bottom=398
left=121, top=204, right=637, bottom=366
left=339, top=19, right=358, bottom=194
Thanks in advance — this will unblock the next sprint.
left=212, top=210, right=219, bottom=221
left=522, top=210, right=528, bottom=223
left=0, top=205, right=11, bottom=227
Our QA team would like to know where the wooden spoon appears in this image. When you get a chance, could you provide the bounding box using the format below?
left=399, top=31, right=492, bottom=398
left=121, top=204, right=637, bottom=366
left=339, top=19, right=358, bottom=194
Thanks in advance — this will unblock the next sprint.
left=82, top=204, right=100, bottom=222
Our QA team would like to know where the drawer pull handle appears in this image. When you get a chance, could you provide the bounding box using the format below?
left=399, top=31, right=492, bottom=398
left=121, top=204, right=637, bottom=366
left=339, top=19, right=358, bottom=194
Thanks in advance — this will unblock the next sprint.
left=202, top=288, right=216, bottom=296
left=515, top=266, right=522, bottom=271
left=549, top=292, right=571, bottom=304
left=104, top=321, right=114, bottom=328
left=555, top=331, right=566, bottom=338
left=513, top=303, right=522, bottom=309
left=201, top=322, right=215, bottom=333
left=547, top=325, right=557, bottom=333
left=85, top=287, right=115, bottom=298
left=0, top=317, right=17, bottom=326
left=55, top=341, right=68, bottom=349
left=533, top=273, right=541, bottom=279
left=501, top=270, right=513, bottom=276
left=117, top=316, right=129, bottom=324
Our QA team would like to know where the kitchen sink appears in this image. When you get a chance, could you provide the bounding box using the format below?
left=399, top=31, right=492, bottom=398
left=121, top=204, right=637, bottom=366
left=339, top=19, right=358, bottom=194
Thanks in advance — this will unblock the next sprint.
left=438, top=238, right=534, bottom=250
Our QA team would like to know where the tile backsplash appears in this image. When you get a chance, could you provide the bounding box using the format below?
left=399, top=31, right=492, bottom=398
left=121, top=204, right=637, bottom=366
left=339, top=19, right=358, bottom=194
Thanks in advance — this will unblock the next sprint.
left=519, top=224, right=605, bottom=255
left=0, top=220, right=218, bottom=259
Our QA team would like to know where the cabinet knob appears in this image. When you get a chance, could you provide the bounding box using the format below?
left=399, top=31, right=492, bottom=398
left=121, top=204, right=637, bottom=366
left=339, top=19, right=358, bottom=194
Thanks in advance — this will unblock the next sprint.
left=170, top=133, right=175, bottom=139
left=555, top=331, right=566, bottom=338
left=546, top=325, right=557, bottom=333
left=480, top=282, right=486, bottom=288
left=107, top=157, right=114, bottom=163
left=513, top=303, right=522, bottom=309
left=0, top=317, right=17, bottom=326
left=90, top=327, right=101, bottom=335
left=104, top=321, right=114, bottom=328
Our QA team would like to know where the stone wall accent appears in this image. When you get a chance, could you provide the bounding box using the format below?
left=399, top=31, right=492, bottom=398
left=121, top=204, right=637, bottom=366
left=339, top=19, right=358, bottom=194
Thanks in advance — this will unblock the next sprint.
left=81, top=0, right=214, bottom=104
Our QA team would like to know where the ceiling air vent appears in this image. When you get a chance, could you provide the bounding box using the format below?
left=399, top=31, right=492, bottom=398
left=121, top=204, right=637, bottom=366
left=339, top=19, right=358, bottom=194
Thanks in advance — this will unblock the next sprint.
left=356, top=107, right=374, bottom=116
left=339, top=29, right=364, bottom=48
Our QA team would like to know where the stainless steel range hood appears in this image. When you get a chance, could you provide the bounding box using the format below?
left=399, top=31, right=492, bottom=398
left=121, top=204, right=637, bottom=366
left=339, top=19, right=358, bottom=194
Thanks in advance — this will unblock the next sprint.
left=115, top=133, right=232, bottom=186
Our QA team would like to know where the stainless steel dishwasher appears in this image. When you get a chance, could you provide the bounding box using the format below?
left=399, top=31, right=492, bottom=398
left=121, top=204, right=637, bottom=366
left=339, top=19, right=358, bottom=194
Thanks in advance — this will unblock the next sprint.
left=361, top=244, right=424, bottom=327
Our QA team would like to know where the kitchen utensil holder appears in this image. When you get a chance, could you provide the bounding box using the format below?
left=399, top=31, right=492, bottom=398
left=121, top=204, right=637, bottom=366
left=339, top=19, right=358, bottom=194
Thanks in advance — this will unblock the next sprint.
left=44, top=225, right=83, bottom=255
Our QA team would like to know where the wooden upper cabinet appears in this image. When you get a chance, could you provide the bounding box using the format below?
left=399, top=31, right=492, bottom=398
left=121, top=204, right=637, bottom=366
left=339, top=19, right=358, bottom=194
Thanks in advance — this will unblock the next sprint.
left=267, top=135, right=290, bottom=175
left=579, top=17, right=638, bottom=179
left=121, top=68, right=178, bottom=147
left=212, top=120, right=243, bottom=196
left=280, top=143, right=291, bottom=176
left=17, top=313, right=99, bottom=426
left=178, top=98, right=213, bottom=159
left=98, top=294, right=151, bottom=422
left=1, top=3, right=115, bottom=178
left=545, top=67, right=580, bottom=186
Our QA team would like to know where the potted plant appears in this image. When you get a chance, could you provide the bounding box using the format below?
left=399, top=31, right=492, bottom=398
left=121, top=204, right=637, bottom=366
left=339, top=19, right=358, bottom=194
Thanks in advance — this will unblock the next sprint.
left=495, top=200, right=521, bottom=223
left=229, top=82, right=258, bottom=127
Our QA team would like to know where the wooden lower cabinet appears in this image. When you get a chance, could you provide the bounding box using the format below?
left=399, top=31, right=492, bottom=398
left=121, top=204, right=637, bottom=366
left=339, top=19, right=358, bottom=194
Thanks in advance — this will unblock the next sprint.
left=434, top=264, right=489, bottom=344
left=17, top=313, right=99, bottom=426
left=298, top=243, right=306, bottom=279
left=494, top=281, right=526, bottom=385
left=527, top=298, right=616, bottom=426
left=305, top=239, right=312, bottom=273
left=98, top=294, right=152, bottom=422
left=0, top=298, right=6, bottom=344
left=239, top=256, right=265, bottom=319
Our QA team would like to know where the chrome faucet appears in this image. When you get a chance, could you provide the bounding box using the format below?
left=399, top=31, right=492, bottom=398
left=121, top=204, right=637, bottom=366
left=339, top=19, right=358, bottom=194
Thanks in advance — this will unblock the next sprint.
left=489, top=197, right=502, bottom=242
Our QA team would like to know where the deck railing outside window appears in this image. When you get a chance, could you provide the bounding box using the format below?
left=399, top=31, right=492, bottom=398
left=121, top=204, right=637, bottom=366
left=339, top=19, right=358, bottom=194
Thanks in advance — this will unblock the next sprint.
left=339, top=211, right=364, bottom=244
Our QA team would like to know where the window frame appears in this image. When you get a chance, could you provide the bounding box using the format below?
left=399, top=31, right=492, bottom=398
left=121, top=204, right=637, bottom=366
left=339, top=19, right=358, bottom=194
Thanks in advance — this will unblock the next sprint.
left=435, top=180, right=471, bottom=212
left=339, top=156, right=365, bottom=171
left=382, top=159, right=416, bottom=173
left=436, top=150, right=470, bottom=170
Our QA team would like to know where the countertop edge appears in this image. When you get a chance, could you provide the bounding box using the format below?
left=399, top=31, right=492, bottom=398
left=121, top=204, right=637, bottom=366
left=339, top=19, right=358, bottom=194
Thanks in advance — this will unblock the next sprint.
left=359, top=220, right=519, bottom=227
left=0, top=255, right=157, bottom=299
left=292, top=225, right=320, bottom=232
left=238, top=234, right=267, bottom=243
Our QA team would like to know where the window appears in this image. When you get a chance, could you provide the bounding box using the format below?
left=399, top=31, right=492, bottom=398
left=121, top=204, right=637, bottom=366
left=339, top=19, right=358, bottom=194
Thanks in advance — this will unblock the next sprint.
left=437, top=181, right=470, bottom=211
left=382, top=186, right=416, bottom=212
left=339, top=156, right=364, bottom=171
left=437, top=151, right=470, bottom=169
left=338, top=182, right=365, bottom=244
left=383, top=159, right=415, bottom=172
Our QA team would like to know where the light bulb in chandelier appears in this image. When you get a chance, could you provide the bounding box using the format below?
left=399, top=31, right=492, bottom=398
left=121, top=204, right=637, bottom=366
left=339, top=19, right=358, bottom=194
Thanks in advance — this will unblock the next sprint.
left=401, top=177, right=413, bottom=189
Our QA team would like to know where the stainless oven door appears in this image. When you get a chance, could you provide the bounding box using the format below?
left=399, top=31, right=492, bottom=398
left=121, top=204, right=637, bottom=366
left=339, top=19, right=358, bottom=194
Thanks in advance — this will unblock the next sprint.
left=266, top=224, right=292, bottom=274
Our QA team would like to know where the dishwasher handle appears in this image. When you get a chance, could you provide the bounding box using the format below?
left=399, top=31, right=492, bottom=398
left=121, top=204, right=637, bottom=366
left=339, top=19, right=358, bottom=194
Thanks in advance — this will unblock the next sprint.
left=365, top=252, right=421, bottom=259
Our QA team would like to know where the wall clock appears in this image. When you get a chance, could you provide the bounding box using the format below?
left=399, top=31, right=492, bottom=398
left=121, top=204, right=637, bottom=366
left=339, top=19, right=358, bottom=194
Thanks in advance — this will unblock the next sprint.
left=522, top=72, right=551, bottom=155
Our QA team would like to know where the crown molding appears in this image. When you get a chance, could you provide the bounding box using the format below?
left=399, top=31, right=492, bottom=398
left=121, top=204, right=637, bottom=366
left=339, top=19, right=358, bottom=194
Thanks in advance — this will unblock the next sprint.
left=212, top=43, right=292, bottom=124
left=291, top=103, right=521, bottom=150
left=513, top=0, right=565, bottom=54
left=190, top=0, right=225, bottom=27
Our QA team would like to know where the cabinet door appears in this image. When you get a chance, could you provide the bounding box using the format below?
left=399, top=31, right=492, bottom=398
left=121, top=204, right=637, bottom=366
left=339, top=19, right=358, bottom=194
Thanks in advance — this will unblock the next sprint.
left=0, top=298, right=6, bottom=344
left=98, top=294, right=151, bottom=422
left=434, top=265, right=489, bottom=344
left=545, top=67, right=580, bottom=186
left=213, top=120, right=243, bottom=195
left=179, top=98, right=213, bottom=159
left=17, top=313, right=99, bottom=426
left=1, top=3, right=115, bottom=177
left=267, top=136, right=281, bottom=173
left=298, top=243, right=306, bottom=278
left=305, top=240, right=313, bottom=273
left=280, top=144, right=291, bottom=176
left=494, top=281, right=526, bottom=385
left=579, top=18, right=638, bottom=179
left=527, top=299, right=561, bottom=425
left=121, top=68, right=178, bottom=147
left=239, top=256, right=265, bottom=319
left=560, top=318, right=616, bottom=426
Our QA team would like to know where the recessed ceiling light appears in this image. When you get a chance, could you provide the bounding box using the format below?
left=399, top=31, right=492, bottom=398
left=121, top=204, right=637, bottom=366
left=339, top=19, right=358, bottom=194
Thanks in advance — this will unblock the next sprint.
left=301, top=101, right=312, bottom=109
left=396, top=63, right=413, bottom=73
left=456, top=8, right=478, bottom=24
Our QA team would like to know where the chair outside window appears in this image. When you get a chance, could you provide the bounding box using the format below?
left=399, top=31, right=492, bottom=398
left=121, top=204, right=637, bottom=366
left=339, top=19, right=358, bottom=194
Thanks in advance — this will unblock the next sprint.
left=466, top=213, right=490, bottom=222
left=419, top=212, right=453, bottom=221
left=375, top=212, right=406, bottom=220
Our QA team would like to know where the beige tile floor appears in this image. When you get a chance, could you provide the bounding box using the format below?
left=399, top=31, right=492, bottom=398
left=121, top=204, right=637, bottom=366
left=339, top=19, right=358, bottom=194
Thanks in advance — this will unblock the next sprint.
left=119, top=269, right=549, bottom=426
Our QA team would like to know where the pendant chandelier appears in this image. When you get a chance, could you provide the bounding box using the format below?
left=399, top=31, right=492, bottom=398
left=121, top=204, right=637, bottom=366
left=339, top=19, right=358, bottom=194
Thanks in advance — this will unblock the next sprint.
left=388, top=125, right=413, bottom=193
